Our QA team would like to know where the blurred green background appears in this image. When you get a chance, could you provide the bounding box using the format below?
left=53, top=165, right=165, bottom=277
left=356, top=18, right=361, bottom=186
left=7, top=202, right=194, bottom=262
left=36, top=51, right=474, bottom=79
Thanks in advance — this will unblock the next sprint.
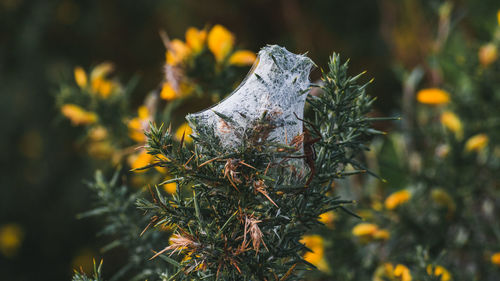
left=0, top=0, right=498, bottom=280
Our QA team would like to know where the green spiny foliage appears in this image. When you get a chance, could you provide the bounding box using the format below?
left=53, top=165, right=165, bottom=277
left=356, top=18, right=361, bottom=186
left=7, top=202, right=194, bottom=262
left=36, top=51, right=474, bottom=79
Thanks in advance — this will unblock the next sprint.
left=135, top=53, right=382, bottom=280
left=72, top=259, right=104, bottom=281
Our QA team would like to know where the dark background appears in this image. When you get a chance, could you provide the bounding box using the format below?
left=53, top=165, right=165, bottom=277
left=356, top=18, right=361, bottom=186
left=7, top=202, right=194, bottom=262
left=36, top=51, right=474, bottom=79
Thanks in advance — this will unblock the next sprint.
left=0, top=0, right=497, bottom=280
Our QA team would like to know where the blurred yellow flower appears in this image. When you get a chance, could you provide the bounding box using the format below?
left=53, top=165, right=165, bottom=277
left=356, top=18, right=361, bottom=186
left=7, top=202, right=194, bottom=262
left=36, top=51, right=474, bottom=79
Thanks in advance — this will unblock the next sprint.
left=394, top=264, right=412, bottom=281
left=416, top=88, right=450, bottom=105
left=163, top=176, right=177, bottom=194
left=61, top=104, right=98, bottom=126
left=87, top=141, right=114, bottom=160
left=88, top=126, right=108, bottom=141
left=128, top=149, right=153, bottom=172
left=175, top=122, right=193, bottom=143
left=491, top=252, right=500, bottom=266
left=479, top=43, right=498, bottom=67
left=166, top=39, right=191, bottom=66
left=465, top=133, right=489, bottom=152
left=0, top=223, right=24, bottom=258
left=229, top=50, right=257, bottom=66
left=300, top=235, right=330, bottom=273
left=74, top=66, right=88, bottom=88
left=375, top=263, right=412, bottom=281
left=128, top=106, right=151, bottom=143
left=208, top=24, right=235, bottom=63
left=440, top=111, right=463, bottom=139
left=385, top=189, right=411, bottom=210
left=426, top=264, right=451, bottom=281
left=373, top=229, right=390, bottom=240
left=160, top=82, right=178, bottom=101
left=352, top=223, right=378, bottom=237
left=185, top=27, right=207, bottom=53
left=90, top=62, right=117, bottom=98
left=318, top=211, right=337, bottom=229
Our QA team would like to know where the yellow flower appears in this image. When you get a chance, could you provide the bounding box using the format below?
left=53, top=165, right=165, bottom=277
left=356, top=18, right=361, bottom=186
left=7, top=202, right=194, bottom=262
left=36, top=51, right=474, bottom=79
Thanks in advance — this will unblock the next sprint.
left=163, top=176, right=177, bottom=194
left=128, top=106, right=151, bottom=143
left=352, top=223, right=378, bottom=237
left=318, top=211, right=337, bottom=229
left=229, top=50, right=257, bottom=66
left=426, top=264, right=451, bottom=281
left=385, top=189, right=411, bottom=210
left=373, top=229, right=390, bottom=240
left=491, top=252, right=500, bottom=266
left=465, top=133, right=489, bottom=152
left=88, top=126, right=108, bottom=141
left=185, top=27, right=207, bottom=53
left=166, top=39, right=191, bottom=66
left=160, top=82, right=178, bottom=101
left=208, top=24, right=234, bottom=63
left=479, top=43, right=498, bottom=67
left=175, top=122, right=193, bottom=143
left=128, top=150, right=153, bottom=172
left=394, top=264, right=412, bottom=281
left=440, top=111, right=463, bottom=139
left=0, top=223, right=24, bottom=258
left=416, top=88, right=450, bottom=105
left=74, top=66, right=88, bottom=88
left=61, top=104, right=98, bottom=126
left=300, top=235, right=330, bottom=273
left=89, top=62, right=117, bottom=98
left=87, top=141, right=114, bottom=160
left=375, top=263, right=412, bottom=281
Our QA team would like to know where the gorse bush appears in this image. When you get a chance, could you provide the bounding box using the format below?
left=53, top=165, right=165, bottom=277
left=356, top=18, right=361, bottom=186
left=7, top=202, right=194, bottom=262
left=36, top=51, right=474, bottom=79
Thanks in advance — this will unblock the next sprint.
left=58, top=5, right=500, bottom=281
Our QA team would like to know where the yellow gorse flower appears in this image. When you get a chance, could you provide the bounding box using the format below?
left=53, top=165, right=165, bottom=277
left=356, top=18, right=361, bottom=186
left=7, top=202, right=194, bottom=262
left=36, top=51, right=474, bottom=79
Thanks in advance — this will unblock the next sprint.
left=128, top=149, right=153, bottom=172
left=166, top=39, right=191, bottom=66
left=465, top=133, right=489, bottom=152
left=478, top=43, right=498, bottom=67
left=185, top=27, right=207, bottom=53
left=0, top=223, right=24, bottom=258
left=352, top=223, right=390, bottom=241
left=426, top=264, right=451, bottom=281
left=440, top=111, right=463, bottom=139
left=229, top=50, right=257, bottom=66
left=61, top=104, right=98, bottom=126
left=208, top=24, right=235, bottom=63
left=74, top=66, right=88, bottom=88
left=163, top=176, right=177, bottom=194
left=375, top=263, right=412, bottom=281
left=318, top=211, right=337, bottom=229
left=90, top=62, right=117, bottom=98
left=128, top=106, right=152, bottom=143
left=385, top=189, right=411, bottom=210
left=300, top=235, right=330, bottom=273
left=416, top=88, right=450, bottom=105
left=491, top=252, right=500, bottom=266
left=175, top=122, right=193, bottom=143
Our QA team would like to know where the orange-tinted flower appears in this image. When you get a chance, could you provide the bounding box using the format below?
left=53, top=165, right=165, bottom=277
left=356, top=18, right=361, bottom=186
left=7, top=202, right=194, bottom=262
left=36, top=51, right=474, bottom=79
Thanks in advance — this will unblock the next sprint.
left=128, top=106, right=151, bottom=143
left=465, top=133, right=489, bottom=152
left=479, top=43, right=498, bottom=67
left=175, top=122, right=193, bottom=143
left=416, top=88, right=450, bottom=105
left=352, top=223, right=378, bottom=237
left=229, top=50, right=257, bottom=66
left=318, top=211, right=337, bottom=229
left=300, top=235, right=330, bottom=273
left=426, top=264, right=451, bottom=281
left=128, top=150, right=153, bottom=172
left=385, top=189, right=411, bottom=210
left=394, top=264, right=412, bottom=281
left=208, top=25, right=234, bottom=63
left=160, top=82, right=178, bottom=101
left=166, top=39, right=191, bottom=66
left=185, top=27, right=207, bottom=53
left=492, top=252, right=500, bottom=266
left=89, top=62, right=118, bottom=98
left=61, top=104, right=98, bottom=125
left=373, top=229, right=390, bottom=240
left=74, top=66, right=88, bottom=88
